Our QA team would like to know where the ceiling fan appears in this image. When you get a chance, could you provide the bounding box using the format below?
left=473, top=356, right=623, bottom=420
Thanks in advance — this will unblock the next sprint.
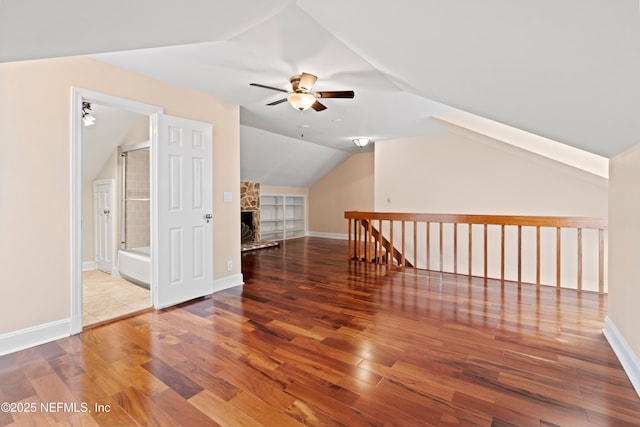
left=250, top=72, right=354, bottom=112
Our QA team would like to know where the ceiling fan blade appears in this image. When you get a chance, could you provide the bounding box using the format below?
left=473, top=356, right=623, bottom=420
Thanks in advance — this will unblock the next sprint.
left=266, top=98, right=288, bottom=106
left=298, top=72, right=318, bottom=92
left=250, top=83, right=289, bottom=93
left=315, top=90, right=355, bottom=99
left=311, top=100, right=327, bottom=112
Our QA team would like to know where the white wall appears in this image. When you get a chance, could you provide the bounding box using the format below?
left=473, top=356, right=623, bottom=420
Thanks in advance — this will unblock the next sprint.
left=375, top=131, right=608, bottom=290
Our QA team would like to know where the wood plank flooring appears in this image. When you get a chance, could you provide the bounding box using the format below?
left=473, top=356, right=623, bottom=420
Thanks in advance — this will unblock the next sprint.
left=1, top=237, right=639, bottom=426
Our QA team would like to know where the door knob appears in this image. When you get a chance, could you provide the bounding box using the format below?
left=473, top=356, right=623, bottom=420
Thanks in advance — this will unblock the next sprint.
left=104, top=209, right=110, bottom=215
left=204, top=213, right=213, bottom=223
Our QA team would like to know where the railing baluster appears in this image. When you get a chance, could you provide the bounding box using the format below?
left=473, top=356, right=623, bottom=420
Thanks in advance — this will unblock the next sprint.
left=439, top=222, right=444, bottom=272
left=348, top=218, right=352, bottom=260
left=599, top=228, right=605, bottom=294
left=378, top=219, right=383, bottom=264
left=356, top=219, right=361, bottom=261
left=556, top=227, right=561, bottom=288
left=389, top=220, right=394, bottom=266
left=518, top=225, right=522, bottom=284
left=501, top=224, right=505, bottom=282
left=414, top=221, right=418, bottom=268
left=468, top=224, right=472, bottom=277
left=426, top=222, right=430, bottom=270
left=367, top=219, right=373, bottom=263
left=484, top=224, right=488, bottom=283
left=401, top=221, right=406, bottom=267
left=536, top=226, right=541, bottom=285
left=577, top=228, right=583, bottom=291
left=454, top=223, right=458, bottom=274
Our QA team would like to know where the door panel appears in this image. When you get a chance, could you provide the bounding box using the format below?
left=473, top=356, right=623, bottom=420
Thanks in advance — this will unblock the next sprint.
left=155, top=115, right=213, bottom=308
left=94, top=180, right=114, bottom=273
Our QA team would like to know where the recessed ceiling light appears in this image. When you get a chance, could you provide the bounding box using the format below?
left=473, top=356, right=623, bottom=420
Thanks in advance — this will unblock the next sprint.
left=353, top=137, right=372, bottom=148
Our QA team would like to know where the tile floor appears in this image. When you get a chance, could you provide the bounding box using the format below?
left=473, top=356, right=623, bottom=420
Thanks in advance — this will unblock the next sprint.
left=82, top=269, right=151, bottom=327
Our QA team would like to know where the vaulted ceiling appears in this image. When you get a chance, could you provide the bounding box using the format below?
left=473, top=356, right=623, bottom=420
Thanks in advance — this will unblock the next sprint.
left=2, top=1, right=639, bottom=184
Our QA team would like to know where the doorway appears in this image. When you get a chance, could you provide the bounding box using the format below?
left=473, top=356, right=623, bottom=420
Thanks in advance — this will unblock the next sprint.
left=80, top=101, right=154, bottom=327
left=71, top=88, right=215, bottom=333
left=71, top=89, right=162, bottom=333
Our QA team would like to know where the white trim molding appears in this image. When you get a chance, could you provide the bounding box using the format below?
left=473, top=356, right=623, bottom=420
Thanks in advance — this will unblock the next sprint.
left=307, top=231, right=349, bottom=240
left=0, top=319, right=70, bottom=357
left=82, top=261, right=96, bottom=271
left=212, top=274, right=244, bottom=293
left=603, top=316, right=640, bottom=398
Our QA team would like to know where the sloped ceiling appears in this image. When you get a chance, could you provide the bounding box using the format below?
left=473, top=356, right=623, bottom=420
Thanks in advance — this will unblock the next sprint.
left=3, top=0, right=639, bottom=185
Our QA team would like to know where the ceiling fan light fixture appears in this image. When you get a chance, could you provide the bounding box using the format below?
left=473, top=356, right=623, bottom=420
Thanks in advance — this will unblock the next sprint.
left=287, top=92, right=316, bottom=111
left=353, top=137, right=371, bottom=147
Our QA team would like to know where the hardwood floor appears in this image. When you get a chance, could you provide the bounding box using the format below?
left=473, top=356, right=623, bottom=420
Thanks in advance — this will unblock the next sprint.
left=1, top=237, right=639, bottom=426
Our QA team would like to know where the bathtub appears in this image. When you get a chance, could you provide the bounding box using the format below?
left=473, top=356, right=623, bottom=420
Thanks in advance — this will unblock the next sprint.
left=118, top=247, right=151, bottom=289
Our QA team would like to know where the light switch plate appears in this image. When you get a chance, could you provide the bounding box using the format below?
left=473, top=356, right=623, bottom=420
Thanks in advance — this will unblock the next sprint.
left=223, top=192, right=232, bottom=203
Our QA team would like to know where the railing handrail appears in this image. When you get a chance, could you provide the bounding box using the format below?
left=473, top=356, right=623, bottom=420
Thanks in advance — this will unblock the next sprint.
left=345, top=211, right=608, bottom=293
left=345, top=211, right=607, bottom=230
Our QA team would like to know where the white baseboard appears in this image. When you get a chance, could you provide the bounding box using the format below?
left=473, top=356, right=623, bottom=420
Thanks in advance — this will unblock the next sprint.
left=212, top=273, right=244, bottom=292
left=603, top=316, right=640, bottom=399
left=0, top=319, right=70, bottom=357
left=82, top=261, right=96, bottom=271
left=0, top=274, right=244, bottom=357
left=307, top=231, right=349, bottom=240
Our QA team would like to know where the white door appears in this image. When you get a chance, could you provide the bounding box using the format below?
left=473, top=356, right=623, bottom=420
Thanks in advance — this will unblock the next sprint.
left=155, top=114, right=213, bottom=308
left=94, top=180, right=115, bottom=273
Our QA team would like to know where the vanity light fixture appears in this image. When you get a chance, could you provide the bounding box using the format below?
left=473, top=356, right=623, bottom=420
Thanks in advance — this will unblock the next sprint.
left=82, top=101, right=95, bottom=126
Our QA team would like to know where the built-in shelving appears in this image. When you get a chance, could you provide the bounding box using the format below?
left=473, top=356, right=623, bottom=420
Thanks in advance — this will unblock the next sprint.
left=260, top=194, right=306, bottom=241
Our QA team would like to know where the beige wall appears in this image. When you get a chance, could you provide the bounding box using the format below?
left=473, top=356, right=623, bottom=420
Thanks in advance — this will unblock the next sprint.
left=0, top=56, right=240, bottom=334
left=375, top=132, right=608, bottom=290
left=608, top=143, right=640, bottom=358
left=308, top=152, right=375, bottom=235
left=375, top=133, right=607, bottom=216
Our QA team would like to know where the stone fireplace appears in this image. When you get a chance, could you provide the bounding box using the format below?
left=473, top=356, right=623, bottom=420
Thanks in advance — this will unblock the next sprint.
left=240, top=181, right=260, bottom=243
left=240, top=181, right=279, bottom=251
left=241, top=211, right=255, bottom=244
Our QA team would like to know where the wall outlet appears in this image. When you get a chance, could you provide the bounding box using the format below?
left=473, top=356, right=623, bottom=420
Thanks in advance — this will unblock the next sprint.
left=227, top=260, right=233, bottom=271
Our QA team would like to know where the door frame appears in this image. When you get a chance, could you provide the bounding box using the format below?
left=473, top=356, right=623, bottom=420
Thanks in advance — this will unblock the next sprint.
left=70, top=88, right=163, bottom=334
left=93, top=179, right=116, bottom=273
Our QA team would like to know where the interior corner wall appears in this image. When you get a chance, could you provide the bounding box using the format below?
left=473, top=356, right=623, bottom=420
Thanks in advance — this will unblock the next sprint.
left=308, top=152, right=374, bottom=235
left=0, top=56, right=241, bottom=336
left=374, top=133, right=607, bottom=218
left=608, top=143, right=640, bottom=361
